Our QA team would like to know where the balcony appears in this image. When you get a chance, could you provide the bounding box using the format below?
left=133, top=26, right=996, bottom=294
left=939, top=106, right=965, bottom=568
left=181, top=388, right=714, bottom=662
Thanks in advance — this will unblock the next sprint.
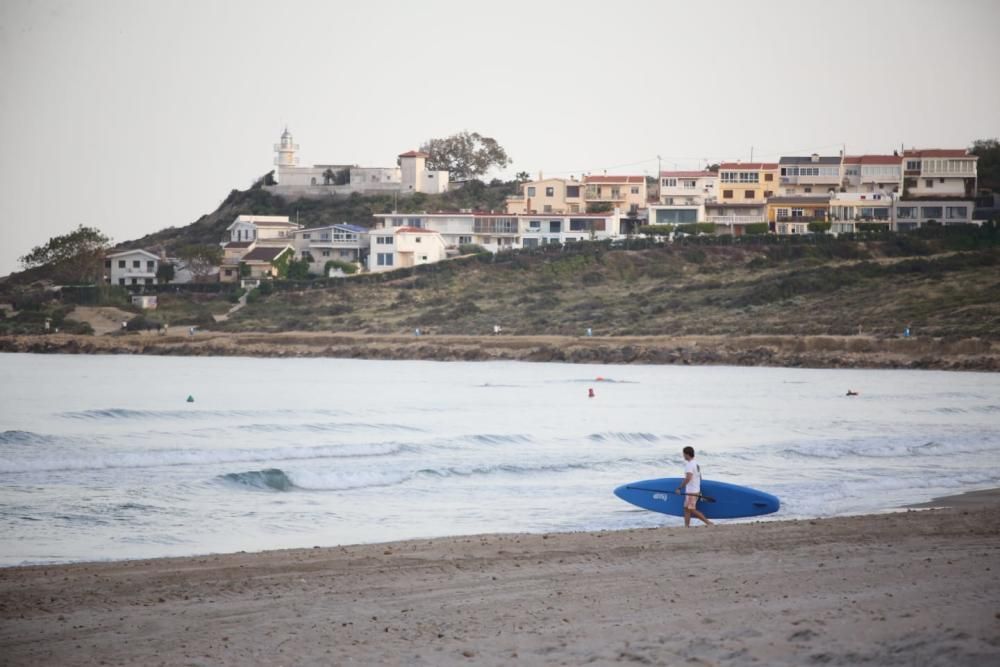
left=776, top=215, right=827, bottom=223
left=473, top=220, right=519, bottom=235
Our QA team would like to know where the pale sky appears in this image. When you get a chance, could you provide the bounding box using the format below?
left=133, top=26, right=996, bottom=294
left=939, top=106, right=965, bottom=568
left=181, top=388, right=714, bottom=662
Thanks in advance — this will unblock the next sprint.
left=1, top=0, right=998, bottom=276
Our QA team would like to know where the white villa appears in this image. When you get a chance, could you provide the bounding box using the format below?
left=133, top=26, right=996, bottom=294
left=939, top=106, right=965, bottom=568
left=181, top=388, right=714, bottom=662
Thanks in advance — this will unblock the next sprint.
left=265, top=128, right=449, bottom=199
left=105, top=249, right=160, bottom=286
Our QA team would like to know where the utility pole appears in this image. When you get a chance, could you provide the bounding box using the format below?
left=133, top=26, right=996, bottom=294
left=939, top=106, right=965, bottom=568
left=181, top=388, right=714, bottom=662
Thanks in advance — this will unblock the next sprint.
left=657, top=155, right=662, bottom=202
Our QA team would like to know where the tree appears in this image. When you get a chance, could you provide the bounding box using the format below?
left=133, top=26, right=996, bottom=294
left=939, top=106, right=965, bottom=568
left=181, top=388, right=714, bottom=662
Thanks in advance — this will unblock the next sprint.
left=420, top=131, right=512, bottom=180
left=177, top=244, right=222, bottom=282
left=322, top=168, right=336, bottom=185
left=156, top=262, right=176, bottom=284
left=19, top=225, right=110, bottom=284
left=970, top=138, right=1000, bottom=194
left=515, top=171, right=530, bottom=182
left=286, top=258, right=311, bottom=280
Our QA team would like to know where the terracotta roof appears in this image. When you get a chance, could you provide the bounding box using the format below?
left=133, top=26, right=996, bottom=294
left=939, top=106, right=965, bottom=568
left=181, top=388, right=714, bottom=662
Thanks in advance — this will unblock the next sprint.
left=242, top=246, right=291, bottom=262
left=660, top=171, right=715, bottom=178
left=395, top=227, right=438, bottom=234
left=903, top=149, right=970, bottom=158
left=718, top=163, right=778, bottom=170
left=584, top=175, right=646, bottom=184
left=398, top=150, right=430, bottom=158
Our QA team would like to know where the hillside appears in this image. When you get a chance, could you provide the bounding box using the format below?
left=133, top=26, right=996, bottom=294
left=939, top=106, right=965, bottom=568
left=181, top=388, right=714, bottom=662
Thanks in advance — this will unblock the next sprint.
left=121, top=175, right=520, bottom=255
left=211, top=232, right=1000, bottom=341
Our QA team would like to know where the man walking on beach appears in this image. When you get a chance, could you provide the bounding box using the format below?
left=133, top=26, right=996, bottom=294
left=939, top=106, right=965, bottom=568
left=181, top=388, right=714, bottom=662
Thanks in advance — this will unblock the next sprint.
left=675, top=446, right=712, bottom=527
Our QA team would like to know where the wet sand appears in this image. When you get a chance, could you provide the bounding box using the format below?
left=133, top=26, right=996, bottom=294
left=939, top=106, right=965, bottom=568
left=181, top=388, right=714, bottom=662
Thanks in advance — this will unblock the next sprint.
left=1, top=490, right=999, bottom=666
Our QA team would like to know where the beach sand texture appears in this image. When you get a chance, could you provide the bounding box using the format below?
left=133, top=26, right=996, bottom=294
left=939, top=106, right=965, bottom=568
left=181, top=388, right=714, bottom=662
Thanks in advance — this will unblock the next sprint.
left=1, top=493, right=998, bottom=666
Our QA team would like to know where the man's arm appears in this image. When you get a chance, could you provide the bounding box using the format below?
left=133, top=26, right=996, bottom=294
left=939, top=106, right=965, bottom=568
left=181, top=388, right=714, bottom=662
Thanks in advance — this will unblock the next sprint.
left=675, top=472, right=693, bottom=493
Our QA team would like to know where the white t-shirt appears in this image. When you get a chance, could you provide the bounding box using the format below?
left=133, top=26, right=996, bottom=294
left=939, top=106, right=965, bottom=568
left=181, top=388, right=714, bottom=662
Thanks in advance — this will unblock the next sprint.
left=684, top=460, right=701, bottom=494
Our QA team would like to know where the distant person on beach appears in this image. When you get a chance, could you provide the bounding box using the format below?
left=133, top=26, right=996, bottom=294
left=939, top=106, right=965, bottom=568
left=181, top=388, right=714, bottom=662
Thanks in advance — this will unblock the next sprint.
left=675, top=446, right=712, bottom=527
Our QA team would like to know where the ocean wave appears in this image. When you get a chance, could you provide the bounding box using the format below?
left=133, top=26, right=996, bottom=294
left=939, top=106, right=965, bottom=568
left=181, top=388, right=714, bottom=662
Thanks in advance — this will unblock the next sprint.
left=235, top=421, right=425, bottom=434
left=587, top=432, right=689, bottom=443
left=0, top=430, right=58, bottom=446
left=0, top=442, right=411, bottom=474
left=468, top=434, right=534, bottom=445
left=58, top=407, right=344, bottom=421
left=777, top=436, right=1000, bottom=460
left=219, top=468, right=412, bottom=492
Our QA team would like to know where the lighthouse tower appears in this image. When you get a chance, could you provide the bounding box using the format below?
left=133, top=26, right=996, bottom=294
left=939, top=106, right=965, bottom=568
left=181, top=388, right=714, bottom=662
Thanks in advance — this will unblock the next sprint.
left=273, top=127, right=299, bottom=183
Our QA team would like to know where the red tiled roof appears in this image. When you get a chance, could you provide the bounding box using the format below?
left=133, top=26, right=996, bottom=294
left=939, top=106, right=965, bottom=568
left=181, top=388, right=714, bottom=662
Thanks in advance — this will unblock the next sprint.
left=584, top=175, right=645, bottom=184
left=903, top=149, right=970, bottom=158
left=660, top=171, right=715, bottom=178
left=718, top=162, right=778, bottom=170
left=395, top=227, right=438, bottom=234
left=843, top=155, right=902, bottom=165
left=398, top=150, right=430, bottom=158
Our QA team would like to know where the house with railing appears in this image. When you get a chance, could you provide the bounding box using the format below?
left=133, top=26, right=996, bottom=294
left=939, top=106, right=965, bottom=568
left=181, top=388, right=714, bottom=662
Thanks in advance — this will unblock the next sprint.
left=368, top=227, right=447, bottom=273
left=583, top=175, right=647, bottom=213
left=506, top=177, right=585, bottom=214
left=778, top=154, right=842, bottom=197
left=105, top=249, right=160, bottom=287
left=291, top=224, right=369, bottom=275
left=767, top=196, right=831, bottom=234
left=717, top=162, right=778, bottom=205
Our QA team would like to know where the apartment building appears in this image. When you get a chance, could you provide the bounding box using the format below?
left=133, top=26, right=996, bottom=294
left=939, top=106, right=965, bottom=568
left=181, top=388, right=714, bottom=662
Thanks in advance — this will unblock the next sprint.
left=506, top=177, right=584, bottom=214
left=583, top=175, right=647, bottom=213
left=717, top=162, right=778, bottom=204
left=778, top=154, right=842, bottom=196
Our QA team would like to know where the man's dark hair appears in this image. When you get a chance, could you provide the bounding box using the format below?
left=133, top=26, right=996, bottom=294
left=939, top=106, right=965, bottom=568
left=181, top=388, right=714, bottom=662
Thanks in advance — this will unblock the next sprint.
left=683, top=446, right=695, bottom=457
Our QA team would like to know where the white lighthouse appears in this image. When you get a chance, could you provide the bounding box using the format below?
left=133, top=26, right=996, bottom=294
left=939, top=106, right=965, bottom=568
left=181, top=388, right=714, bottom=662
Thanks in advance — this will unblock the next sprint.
left=273, top=127, right=299, bottom=183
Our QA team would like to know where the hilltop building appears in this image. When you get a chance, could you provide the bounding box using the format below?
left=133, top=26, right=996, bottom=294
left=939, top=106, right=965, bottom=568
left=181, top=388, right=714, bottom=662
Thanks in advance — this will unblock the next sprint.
left=264, top=128, right=449, bottom=199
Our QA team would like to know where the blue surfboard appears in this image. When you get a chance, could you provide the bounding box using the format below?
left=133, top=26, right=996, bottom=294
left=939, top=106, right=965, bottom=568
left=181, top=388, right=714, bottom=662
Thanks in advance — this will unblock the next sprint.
left=614, top=477, right=780, bottom=519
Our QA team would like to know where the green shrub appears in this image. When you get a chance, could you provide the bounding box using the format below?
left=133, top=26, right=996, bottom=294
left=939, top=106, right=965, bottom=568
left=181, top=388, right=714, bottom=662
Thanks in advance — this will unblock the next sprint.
left=744, top=223, right=770, bottom=235
left=638, top=224, right=675, bottom=236
left=459, top=243, right=489, bottom=255
left=324, top=260, right=358, bottom=275
left=807, top=221, right=832, bottom=233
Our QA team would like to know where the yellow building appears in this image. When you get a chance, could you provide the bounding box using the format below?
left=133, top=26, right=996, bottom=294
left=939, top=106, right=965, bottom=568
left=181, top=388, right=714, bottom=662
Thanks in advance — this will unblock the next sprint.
left=767, top=196, right=830, bottom=235
left=506, top=177, right=584, bottom=214
left=717, top=162, right=778, bottom=204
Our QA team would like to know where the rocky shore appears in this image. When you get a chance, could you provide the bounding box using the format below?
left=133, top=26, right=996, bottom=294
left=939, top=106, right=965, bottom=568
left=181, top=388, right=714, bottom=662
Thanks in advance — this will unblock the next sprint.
left=2, top=331, right=998, bottom=370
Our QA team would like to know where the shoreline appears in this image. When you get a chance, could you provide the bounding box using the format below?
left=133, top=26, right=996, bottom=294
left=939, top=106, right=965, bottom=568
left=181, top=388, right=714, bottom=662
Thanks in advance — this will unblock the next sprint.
left=2, top=489, right=998, bottom=665
left=2, top=331, right=999, bottom=371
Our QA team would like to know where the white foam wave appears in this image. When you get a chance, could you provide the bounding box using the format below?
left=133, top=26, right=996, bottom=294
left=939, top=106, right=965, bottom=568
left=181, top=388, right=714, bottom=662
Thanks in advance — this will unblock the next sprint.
left=0, top=442, right=410, bottom=474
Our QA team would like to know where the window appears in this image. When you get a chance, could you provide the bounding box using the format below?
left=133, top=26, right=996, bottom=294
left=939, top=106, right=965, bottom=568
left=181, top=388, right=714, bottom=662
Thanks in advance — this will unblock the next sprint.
left=376, top=253, right=394, bottom=266
left=528, top=220, right=541, bottom=230
left=415, top=237, right=422, bottom=243
left=118, top=260, right=125, bottom=268
left=377, top=236, right=393, bottom=244
left=569, top=219, right=590, bottom=231
left=744, top=190, right=755, bottom=199
left=131, top=278, right=138, bottom=285
left=545, top=186, right=554, bottom=197
left=549, top=221, right=561, bottom=233
left=804, top=187, right=812, bottom=193
left=925, top=179, right=934, bottom=188
left=527, top=186, right=536, bottom=196
left=662, top=178, right=677, bottom=187
left=664, top=197, right=674, bottom=204
left=322, top=250, right=331, bottom=257
left=722, top=189, right=733, bottom=199
left=224, top=269, right=233, bottom=276
left=721, top=171, right=759, bottom=184
left=459, top=236, right=472, bottom=244
left=921, top=206, right=943, bottom=219
left=610, top=187, right=621, bottom=198
left=630, top=186, right=640, bottom=194
left=566, top=185, right=580, bottom=198
left=906, top=160, right=920, bottom=171
left=777, top=208, right=790, bottom=219
left=420, top=256, right=428, bottom=261
left=145, top=278, right=153, bottom=285
left=764, top=173, right=773, bottom=182
left=303, top=233, right=311, bottom=239
left=311, top=177, right=317, bottom=185
left=543, top=205, right=552, bottom=213
left=791, top=208, right=805, bottom=218
left=683, top=180, right=696, bottom=189
left=764, top=190, right=774, bottom=198
left=147, top=261, right=155, bottom=271
left=118, top=278, right=125, bottom=286
left=945, top=206, right=968, bottom=219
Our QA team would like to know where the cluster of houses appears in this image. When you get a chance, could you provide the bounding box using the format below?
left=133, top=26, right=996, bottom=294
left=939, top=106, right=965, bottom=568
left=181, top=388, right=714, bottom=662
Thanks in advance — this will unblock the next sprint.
left=104, top=130, right=985, bottom=286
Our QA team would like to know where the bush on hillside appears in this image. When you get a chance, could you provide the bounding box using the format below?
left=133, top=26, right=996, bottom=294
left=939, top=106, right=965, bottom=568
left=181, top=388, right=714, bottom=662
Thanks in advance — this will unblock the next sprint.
left=324, top=260, right=358, bottom=275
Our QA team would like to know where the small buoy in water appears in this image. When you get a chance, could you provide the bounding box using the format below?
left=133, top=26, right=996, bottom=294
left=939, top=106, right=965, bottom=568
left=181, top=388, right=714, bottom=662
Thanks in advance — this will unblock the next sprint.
left=186, top=395, right=194, bottom=403
left=846, top=390, right=858, bottom=397
left=588, top=388, right=595, bottom=398
left=596, top=376, right=604, bottom=382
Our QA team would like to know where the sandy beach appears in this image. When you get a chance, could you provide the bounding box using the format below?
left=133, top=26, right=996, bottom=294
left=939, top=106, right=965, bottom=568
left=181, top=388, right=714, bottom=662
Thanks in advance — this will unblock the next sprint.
left=1, top=491, right=998, bottom=666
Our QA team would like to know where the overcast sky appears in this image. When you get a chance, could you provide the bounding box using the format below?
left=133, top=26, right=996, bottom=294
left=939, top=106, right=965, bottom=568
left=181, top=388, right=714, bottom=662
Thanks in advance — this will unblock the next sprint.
left=1, top=0, right=998, bottom=276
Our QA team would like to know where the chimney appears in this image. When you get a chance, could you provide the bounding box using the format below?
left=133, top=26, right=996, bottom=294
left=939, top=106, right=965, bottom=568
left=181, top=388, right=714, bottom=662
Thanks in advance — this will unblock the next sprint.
left=811, top=153, right=819, bottom=163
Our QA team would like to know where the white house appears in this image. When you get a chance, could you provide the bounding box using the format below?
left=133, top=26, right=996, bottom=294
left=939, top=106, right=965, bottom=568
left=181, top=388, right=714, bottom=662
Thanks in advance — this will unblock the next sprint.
left=291, top=223, right=370, bottom=275
left=106, top=249, right=159, bottom=287
left=368, top=227, right=448, bottom=273
left=902, top=149, right=977, bottom=199
left=265, top=128, right=449, bottom=198
left=225, top=215, right=302, bottom=244
left=658, top=170, right=716, bottom=206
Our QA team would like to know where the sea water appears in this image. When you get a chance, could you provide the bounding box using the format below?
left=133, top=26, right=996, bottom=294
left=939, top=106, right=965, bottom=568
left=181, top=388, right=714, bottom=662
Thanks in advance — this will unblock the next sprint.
left=1, top=353, right=998, bottom=566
